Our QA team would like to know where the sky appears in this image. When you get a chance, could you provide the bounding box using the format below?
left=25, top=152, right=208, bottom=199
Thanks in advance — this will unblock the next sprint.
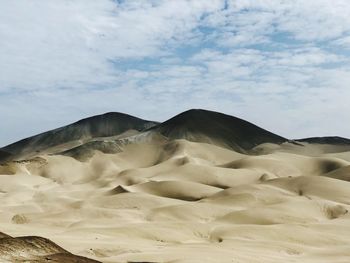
left=1, top=0, right=350, bottom=146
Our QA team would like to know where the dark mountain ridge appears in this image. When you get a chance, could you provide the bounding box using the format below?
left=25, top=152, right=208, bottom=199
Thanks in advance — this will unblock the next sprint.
left=296, top=136, right=350, bottom=145
left=149, top=109, right=288, bottom=152
left=0, top=150, right=11, bottom=160
left=1, top=109, right=349, bottom=162
left=1, top=112, right=158, bottom=158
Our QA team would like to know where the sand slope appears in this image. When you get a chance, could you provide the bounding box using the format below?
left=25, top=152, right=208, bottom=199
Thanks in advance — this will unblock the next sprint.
left=0, top=138, right=350, bottom=262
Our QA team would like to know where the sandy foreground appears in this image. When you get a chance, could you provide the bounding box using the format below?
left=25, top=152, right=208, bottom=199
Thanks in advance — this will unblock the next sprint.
left=0, top=140, right=350, bottom=262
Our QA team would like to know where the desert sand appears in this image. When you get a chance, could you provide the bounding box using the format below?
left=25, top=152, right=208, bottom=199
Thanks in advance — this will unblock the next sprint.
left=0, top=109, right=350, bottom=262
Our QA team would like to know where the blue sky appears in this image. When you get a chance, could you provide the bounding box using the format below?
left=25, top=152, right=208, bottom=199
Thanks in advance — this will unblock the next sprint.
left=1, top=0, right=350, bottom=146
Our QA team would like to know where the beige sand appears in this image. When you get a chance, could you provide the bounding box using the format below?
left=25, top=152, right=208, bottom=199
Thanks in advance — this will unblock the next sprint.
left=1, top=139, right=350, bottom=262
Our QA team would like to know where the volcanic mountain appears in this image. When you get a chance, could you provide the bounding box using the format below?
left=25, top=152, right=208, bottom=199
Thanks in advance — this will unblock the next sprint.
left=0, top=150, right=11, bottom=162
left=0, top=109, right=288, bottom=161
left=1, top=112, right=158, bottom=160
left=4, top=109, right=350, bottom=162
left=296, top=136, right=350, bottom=145
left=149, top=109, right=288, bottom=152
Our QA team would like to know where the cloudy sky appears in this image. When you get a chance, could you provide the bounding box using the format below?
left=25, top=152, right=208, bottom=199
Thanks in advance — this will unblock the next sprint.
left=1, top=0, right=350, bottom=146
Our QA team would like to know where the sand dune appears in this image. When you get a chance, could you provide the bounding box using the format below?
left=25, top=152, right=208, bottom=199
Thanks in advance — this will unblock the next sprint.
left=1, top=109, right=350, bottom=262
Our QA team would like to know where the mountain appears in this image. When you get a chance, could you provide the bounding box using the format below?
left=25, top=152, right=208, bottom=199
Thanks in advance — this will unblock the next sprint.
left=148, top=109, right=287, bottom=152
left=0, top=150, right=11, bottom=161
left=0, top=109, right=290, bottom=161
left=1, top=112, right=158, bottom=160
left=296, top=136, right=350, bottom=145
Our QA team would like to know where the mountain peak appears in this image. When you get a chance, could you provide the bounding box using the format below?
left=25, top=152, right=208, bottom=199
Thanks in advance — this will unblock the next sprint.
left=150, top=109, right=287, bottom=152
left=1, top=112, right=158, bottom=159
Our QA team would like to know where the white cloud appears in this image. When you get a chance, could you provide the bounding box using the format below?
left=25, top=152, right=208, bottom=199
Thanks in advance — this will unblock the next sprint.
left=334, top=36, right=350, bottom=48
left=204, top=0, right=350, bottom=47
left=0, top=0, right=223, bottom=92
left=1, top=0, right=350, bottom=145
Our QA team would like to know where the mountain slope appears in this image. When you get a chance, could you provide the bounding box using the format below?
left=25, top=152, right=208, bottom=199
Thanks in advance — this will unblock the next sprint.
left=149, top=109, right=287, bottom=152
left=0, top=150, right=11, bottom=162
left=1, top=112, right=158, bottom=160
left=296, top=136, right=350, bottom=145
